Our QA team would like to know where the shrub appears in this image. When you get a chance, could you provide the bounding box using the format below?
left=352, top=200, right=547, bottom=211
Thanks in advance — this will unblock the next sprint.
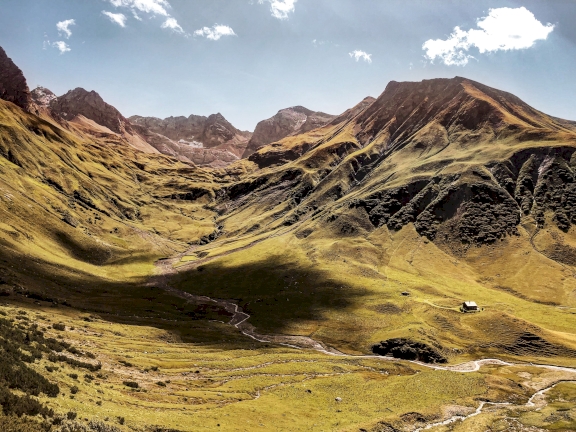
left=68, top=373, right=78, bottom=380
left=52, top=323, right=66, bottom=331
left=122, top=381, right=139, bottom=389
left=88, top=420, right=120, bottom=432
left=0, top=386, right=54, bottom=418
left=156, top=381, right=166, bottom=387
left=118, top=360, right=133, bottom=367
left=66, top=411, right=77, bottom=420
left=70, top=386, right=79, bottom=395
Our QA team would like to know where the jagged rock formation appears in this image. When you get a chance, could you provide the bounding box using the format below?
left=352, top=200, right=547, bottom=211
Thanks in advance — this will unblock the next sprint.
left=242, top=106, right=336, bottom=158
left=31, top=86, right=57, bottom=108
left=130, top=113, right=251, bottom=167
left=50, top=88, right=134, bottom=136
left=0, top=46, right=35, bottom=112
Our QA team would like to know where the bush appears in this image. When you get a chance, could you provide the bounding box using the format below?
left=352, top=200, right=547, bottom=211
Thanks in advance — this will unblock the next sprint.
left=68, top=373, right=78, bottom=380
left=88, top=420, right=121, bottom=432
left=118, top=360, right=133, bottom=367
left=70, top=386, right=79, bottom=395
left=0, top=386, right=54, bottom=418
left=156, top=381, right=166, bottom=387
left=122, top=381, right=139, bottom=389
left=0, top=414, right=51, bottom=432
left=52, top=323, right=66, bottom=331
left=66, top=412, right=77, bottom=420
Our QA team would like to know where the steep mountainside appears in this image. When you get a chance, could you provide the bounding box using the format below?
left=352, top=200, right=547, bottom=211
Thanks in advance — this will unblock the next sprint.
left=0, top=46, right=36, bottom=113
left=130, top=113, right=252, bottom=167
left=242, top=106, right=336, bottom=158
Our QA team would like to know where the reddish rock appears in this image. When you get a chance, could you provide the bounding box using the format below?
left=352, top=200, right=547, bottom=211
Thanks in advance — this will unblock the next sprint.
left=50, top=88, right=135, bottom=135
left=242, top=106, right=336, bottom=158
left=0, top=46, right=35, bottom=112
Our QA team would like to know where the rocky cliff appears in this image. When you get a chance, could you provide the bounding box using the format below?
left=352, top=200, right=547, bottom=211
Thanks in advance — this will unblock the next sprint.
left=0, top=47, right=35, bottom=112
left=242, top=106, right=336, bottom=158
left=129, top=112, right=252, bottom=167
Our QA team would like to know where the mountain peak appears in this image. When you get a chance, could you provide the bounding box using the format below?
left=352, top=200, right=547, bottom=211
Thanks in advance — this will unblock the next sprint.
left=242, top=105, right=337, bottom=158
left=50, top=87, right=130, bottom=135
left=0, top=46, right=35, bottom=112
left=31, top=86, right=57, bottom=108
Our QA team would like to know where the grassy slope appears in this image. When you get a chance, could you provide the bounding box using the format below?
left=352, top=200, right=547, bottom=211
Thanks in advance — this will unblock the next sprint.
left=2, top=82, right=576, bottom=430
left=5, top=301, right=564, bottom=432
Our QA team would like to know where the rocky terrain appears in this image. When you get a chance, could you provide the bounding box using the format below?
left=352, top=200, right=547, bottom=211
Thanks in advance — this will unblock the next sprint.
left=0, top=46, right=36, bottom=113
left=130, top=112, right=252, bottom=167
left=242, top=105, right=336, bottom=158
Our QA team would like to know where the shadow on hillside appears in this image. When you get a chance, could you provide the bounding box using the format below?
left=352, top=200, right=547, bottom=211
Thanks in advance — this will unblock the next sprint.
left=168, top=256, right=365, bottom=334
left=0, top=247, right=364, bottom=343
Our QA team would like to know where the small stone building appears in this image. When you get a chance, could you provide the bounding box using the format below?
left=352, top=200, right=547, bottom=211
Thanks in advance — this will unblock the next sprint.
left=462, top=301, right=478, bottom=312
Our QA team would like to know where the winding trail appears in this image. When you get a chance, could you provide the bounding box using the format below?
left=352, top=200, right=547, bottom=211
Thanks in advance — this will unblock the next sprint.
left=152, top=256, right=576, bottom=430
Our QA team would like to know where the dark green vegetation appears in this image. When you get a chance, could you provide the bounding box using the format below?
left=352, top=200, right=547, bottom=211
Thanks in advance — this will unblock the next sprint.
left=371, top=338, right=447, bottom=363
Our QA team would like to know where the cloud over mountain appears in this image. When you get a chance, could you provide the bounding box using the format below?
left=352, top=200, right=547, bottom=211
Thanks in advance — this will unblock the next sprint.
left=423, top=7, right=554, bottom=66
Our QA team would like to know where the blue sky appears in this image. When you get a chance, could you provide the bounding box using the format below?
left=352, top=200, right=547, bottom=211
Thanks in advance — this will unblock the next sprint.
left=1, top=0, right=575, bottom=130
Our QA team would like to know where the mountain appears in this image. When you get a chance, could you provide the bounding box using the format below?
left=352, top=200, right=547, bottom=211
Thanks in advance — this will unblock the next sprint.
left=31, top=86, right=57, bottom=108
left=243, top=77, right=576, bottom=242
left=0, top=46, right=36, bottom=113
left=3, top=45, right=576, bottom=432
left=241, top=106, right=336, bottom=158
left=130, top=113, right=252, bottom=167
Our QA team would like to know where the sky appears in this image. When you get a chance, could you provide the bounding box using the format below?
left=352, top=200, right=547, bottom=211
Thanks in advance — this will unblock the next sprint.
left=1, top=0, right=575, bottom=131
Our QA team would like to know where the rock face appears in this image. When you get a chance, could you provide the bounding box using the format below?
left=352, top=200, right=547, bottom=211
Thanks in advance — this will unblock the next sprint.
left=31, top=86, right=57, bottom=108
left=50, top=88, right=135, bottom=136
left=242, top=106, right=336, bottom=158
left=130, top=113, right=251, bottom=150
left=0, top=47, right=35, bottom=112
left=130, top=113, right=252, bottom=167
left=371, top=339, right=447, bottom=363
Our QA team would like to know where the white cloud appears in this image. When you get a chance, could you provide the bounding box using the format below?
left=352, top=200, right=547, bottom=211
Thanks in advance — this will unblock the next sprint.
left=349, top=50, right=372, bottom=64
left=108, top=0, right=187, bottom=35
left=109, top=0, right=169, bottom=16
left=194, top=24, right=236, bottom=41
left=259, top=0, right=297, bottom=20
left=56, top=19, right=75, bottom=39
left=102, top=11, right=127, bottom=27
left=423, top=7, right=555, bottom=66
left=52, top=41, right=71, bottom=54
left=161, top=17, right=185, bottom=34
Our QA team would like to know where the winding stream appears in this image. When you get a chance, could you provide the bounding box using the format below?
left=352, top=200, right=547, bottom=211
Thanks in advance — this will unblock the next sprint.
left=153, top=258, right=576, bottom=431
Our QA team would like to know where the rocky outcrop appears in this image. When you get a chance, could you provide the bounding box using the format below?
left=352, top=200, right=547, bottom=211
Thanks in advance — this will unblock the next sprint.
left=50, top=88, right=135, bottom=135
left=371, top=338, right=447, bottom=363
left=129, top=112, right=252, bottom=166
left=31, top=86, right=57, bottom=108
left=242, top=106, right=336, bottom=158
left=0, top=46, right=35, bottom=112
